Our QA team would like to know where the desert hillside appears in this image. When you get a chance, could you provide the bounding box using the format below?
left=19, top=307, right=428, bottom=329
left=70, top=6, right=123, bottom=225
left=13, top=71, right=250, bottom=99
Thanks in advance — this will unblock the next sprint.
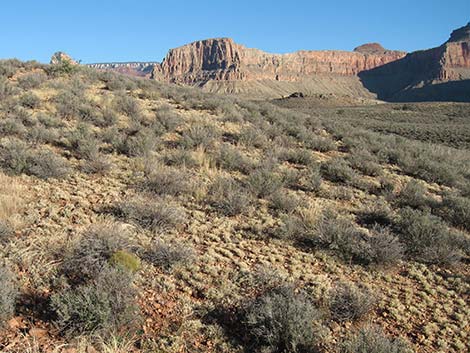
left=0, top=58, right=469, bottom=353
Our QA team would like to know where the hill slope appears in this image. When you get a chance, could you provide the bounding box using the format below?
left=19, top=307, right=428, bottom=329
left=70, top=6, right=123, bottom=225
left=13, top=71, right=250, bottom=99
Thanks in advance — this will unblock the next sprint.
left=0, top=59, right=469, bottom=352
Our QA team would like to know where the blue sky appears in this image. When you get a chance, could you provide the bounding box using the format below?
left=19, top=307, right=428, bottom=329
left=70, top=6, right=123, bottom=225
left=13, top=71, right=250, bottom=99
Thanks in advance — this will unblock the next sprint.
left=1, top=0, right=469, bottom=63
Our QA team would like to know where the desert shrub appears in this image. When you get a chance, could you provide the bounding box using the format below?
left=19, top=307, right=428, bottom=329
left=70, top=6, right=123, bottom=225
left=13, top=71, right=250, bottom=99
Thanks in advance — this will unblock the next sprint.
left=146, top=240, right=195, bottom=272
left=341, top=326, right=413, bottom=353
left=0, top=118, right=26, bottom=137
left=113, top=94, right=141, bottom=119
left=17, top=72, right=47, bottom=89
left=81, top=152, right=111, bottom=174
left=121, top=129, right=158, bottom=157
left=367, top=226, right=404, bottom=267
left=0, top=78, right=15, bottom=99
left=0, top=139, right=31, bottom=175
left=247, top=166, right=284, bottom=198
left=0, top=221, right=13, bottom=243
left=321, top=158, right=357, bottom=184
left=298, top=165, right=323, bottom=193
left=179, top=124, right=219, bottom=149
left=276, top=207, right=318, bottom=241
left=0, top=60, right=19, bottom=78
left=268, top=190, right=300, bottom=214
left=154, top=105, right=183, bottom=132
left=394, top=180, right=433, bottom=210
left=215, top=143, right=253, bottom=174
left=64, top=124, right=100, bottom=159
left=19, top=92, right=40, bottom=109
left=55, top=90, right=83, bottom=118
left=62, top=223, right=131, bottom=283
left=357, top=202, right=393, bottom=227
left=242, top=286, right=326, bottom=353
left=51, top=266, right=139, bottom=337
left=347, top=149, right=383, bottom=177
left=438, top=193, right=470, bottom=232
left=116, top=196, right=186, bottom=231
left=37, top=113, right=63, bottom=128
left=207, top=177, right=252, bottom=216
left=340, top=326, right=413, bottom=353
left=394, top=208, right=463, bottom=264
left=328, top=282, right=376, bottom=322
left=46, top=60, right=78, bottom=77
left=140, top=164, right=191, bottom=196
left=315, top=213, right=371, bottom=264
left=305, top=135, right=337, bottom=152
left=239, top=126, right=268, bottom=149
left=279, top=148, right=315, bottom=166
left=0, top=265, right=17, bottom=324
left=27, top=125, right=59, bottom=145
left=162, top=148, right=199, bottom=168
left=28, top=150, right=70, bottom=179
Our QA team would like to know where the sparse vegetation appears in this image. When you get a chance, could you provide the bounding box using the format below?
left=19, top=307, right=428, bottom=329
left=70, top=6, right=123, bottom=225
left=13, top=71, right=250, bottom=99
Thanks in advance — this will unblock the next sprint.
left=341, top=326, right=413, bottom=353
left=0, top=265, right=17, bottom=325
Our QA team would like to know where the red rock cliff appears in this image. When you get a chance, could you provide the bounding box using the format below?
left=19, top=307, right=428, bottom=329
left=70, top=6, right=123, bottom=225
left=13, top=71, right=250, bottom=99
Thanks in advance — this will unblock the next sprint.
left=153, top=38, right=406, bottom=84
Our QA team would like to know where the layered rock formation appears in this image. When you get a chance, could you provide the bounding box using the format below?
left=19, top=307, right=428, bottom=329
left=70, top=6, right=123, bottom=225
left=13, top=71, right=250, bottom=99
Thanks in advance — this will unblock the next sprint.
left=73, top=22, right=470, bottom=101
left=87, top=62, right=157, bottom=78
left=152, top=38, right=406, bottom=84
left=359, top=22, right=470, bottom=101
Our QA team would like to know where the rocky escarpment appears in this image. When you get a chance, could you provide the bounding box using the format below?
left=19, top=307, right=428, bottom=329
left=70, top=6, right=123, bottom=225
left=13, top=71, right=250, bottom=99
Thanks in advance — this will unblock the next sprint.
left=359, top=22, right=470, bottom=102
left=87, top=62, right=158, bottom=78
left=50, top=52, right=78, bottom=65
left=153, top=38, right=406, bottom=84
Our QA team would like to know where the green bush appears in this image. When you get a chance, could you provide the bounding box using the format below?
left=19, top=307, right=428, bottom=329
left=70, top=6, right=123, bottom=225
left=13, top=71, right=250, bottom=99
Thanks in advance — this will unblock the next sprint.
left=51, top=266, right=139, bottom=337
left=242, top=286, right=326, bottom=353
left=207, top=177, right=252, bottom=216
left=328, top=282, right=376, bottom=322
left=146, top=240, right=195, bottom=272
left=109, top=250, right=141, bottom=272
left=0, top=265, right=17, bottom=325
left=341, top=326, right=413, bottom=353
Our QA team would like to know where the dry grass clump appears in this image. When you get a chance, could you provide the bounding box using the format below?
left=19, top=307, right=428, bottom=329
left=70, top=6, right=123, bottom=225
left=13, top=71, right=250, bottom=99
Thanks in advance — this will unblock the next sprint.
left=268, top=190, right=301, bottom=214
left=179, top=124, right=220, bottom=149
left=214, top=143, right=254, bottom=174
left=0, top=172, right=25, bottom=228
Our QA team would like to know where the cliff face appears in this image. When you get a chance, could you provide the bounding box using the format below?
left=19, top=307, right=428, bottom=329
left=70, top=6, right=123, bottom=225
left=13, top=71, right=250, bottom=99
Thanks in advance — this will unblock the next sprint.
left=87, top=62, right=157, bottom=78
left=153, top=38, right=406, bottom=84
left=359, top=23, right=470, bottom=101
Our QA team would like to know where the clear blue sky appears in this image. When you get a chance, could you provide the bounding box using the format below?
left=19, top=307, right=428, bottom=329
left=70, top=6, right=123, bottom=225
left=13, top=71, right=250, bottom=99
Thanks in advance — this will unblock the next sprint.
left=1, top=0, right=469, bottom=63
